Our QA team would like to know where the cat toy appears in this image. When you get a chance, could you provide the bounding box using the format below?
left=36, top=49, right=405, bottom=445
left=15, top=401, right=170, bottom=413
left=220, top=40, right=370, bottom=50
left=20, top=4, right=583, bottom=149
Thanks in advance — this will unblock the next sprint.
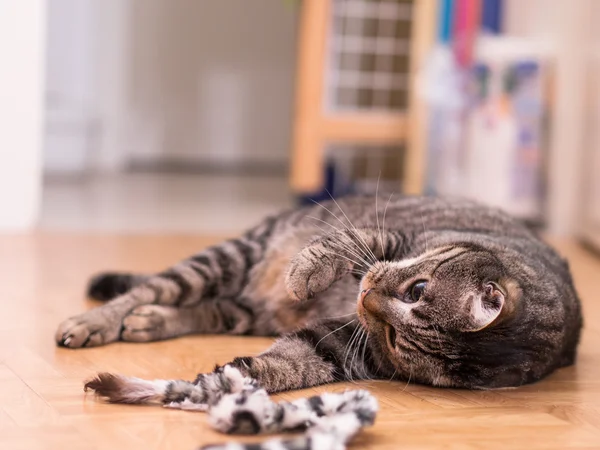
left=85, top=365, right=378, bottom=450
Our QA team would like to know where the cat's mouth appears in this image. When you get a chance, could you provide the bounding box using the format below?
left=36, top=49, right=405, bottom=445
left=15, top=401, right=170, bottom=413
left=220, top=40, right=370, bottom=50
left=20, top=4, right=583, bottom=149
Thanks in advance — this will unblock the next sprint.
left=385, top=325, right=397, bottom=353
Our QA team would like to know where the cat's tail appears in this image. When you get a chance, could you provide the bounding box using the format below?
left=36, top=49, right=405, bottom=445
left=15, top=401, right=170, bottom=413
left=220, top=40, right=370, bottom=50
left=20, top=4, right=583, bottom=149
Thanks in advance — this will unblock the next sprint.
left=86, top=272, right=147, bottom=301
left=84, top=365, right=258, bottom=409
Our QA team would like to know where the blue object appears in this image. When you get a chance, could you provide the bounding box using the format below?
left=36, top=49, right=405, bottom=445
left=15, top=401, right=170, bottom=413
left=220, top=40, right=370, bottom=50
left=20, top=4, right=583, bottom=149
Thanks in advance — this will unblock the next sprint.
left=438, top=0, right=454, bottom=43
left=481, top=0, right=502, bottom=34
left=297, top=160, right=354, bottom=206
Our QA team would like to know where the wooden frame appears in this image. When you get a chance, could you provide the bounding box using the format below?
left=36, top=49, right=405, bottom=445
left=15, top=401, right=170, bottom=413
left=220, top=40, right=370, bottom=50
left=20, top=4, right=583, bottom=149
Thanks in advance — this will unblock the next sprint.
left=289, top=0, right=437, bottom=195
left=404, top=0, right=437, bottom=194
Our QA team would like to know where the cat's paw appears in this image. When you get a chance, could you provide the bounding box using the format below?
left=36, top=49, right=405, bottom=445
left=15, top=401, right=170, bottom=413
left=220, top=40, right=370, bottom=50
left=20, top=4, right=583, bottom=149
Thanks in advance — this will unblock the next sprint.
left=55, top=310, right=121, bottom=348
left=121, top=304, right=171, bottom=342
left=285, top=245, right=352, bottom=301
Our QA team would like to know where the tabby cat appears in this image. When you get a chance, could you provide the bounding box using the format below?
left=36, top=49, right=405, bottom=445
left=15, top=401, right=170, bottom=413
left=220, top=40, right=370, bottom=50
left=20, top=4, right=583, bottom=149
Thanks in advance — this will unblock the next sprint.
left=57, top=195, right=582, bottom=397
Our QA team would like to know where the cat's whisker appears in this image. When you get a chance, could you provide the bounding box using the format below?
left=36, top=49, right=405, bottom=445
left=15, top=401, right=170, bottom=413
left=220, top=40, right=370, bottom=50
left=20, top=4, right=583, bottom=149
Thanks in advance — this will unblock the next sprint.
left=381, top=192, right=394, bottom=262
left=332, top=229, right=376, bottom=269
left=375, top=173, right=385, bottom=260
left=323, top=192, right=379, bottom=264
left=421, top=212, right=429, bottom=253
left=347, top=263, right=368, bottom=274
left=329, top=238, right=373, bottom=269
left=353, top=328, right=365, bottom=378
left=350, top=271, right=367, bottom=278
left=360, top=331, right=371, bottom=380
left=321, top=248, right=364, bottom=267
left=305, top=215, right=346, bottom=236
left=343, top=325, right=363, bottom=382
left=342, top=330, right=358, bottom=382
left=306, top=215, right=373, bottom=268
left=350, top=328, right=363, bottom=378
left=351, top=328, right=369, bottom=381
left=308, top=200, right=376, bottom=264
left=311, top=225, right=355, bottom=256
left=401, top=370, right=412, bottom=392
left=343, top=325, right=361, bottom=358
left=327, top=200, right=377, bottom=262
left=321, top=312, right=357, bottom=320
left=311, top=222, right=334, bottom=237
left=375, top=353, right=384, bottom=377
left=321, top=249, right=368, bottom=272
left=306, top=216, right=371, bottom=275
left=354, top=331, right=375, bottom=387
left=306, top=214, right=347, bottom=238
left=314, top=319, right=356, bottom=349
left=359, top=332, right=374, bottom=384
left=319, top=218, right=379, bottom=271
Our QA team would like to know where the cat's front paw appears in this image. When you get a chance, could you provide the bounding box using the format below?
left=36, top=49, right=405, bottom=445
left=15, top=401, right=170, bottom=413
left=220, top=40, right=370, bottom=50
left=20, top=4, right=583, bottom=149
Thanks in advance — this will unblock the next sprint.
left=55, top=310, right=121, bottom=348
left=121, top=304, right=172, bottom=342
left=285, top=246, right=352, bottom=301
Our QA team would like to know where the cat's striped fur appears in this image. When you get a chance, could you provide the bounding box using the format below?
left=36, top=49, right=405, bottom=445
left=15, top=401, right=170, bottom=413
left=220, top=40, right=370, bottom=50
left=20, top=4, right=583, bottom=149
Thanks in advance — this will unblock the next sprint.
left=58, top=194, right=582, bottom=394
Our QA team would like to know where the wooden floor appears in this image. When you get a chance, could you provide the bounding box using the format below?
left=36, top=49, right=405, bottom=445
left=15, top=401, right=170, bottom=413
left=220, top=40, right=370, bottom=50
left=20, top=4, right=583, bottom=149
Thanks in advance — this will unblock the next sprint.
left=1, top=234, right=600, bottom=450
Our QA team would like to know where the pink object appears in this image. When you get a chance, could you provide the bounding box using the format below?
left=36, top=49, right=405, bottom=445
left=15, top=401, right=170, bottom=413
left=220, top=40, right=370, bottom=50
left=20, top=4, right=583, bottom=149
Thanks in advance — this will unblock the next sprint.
left=454, top=0, right=480, bottom=67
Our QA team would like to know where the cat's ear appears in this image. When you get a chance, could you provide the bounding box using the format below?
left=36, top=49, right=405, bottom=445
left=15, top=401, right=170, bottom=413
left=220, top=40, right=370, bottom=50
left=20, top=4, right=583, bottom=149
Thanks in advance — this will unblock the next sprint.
left=464, top=283, right=505, bottom=332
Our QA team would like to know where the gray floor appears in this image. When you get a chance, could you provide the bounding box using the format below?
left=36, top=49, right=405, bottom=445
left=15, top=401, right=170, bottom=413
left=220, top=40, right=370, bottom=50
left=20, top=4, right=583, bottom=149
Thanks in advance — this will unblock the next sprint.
left=40, top=173, right=293, bottom=233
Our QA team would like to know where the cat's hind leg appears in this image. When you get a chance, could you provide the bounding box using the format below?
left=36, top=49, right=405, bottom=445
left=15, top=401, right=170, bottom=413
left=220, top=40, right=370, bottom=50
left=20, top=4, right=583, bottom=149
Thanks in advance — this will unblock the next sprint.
left=56, top=231, right=269, bottom=348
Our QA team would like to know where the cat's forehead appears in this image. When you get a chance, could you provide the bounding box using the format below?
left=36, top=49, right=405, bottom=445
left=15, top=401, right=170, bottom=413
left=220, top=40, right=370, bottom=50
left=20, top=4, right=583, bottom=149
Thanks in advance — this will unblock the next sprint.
left=391, top=245, right=468, bottom=270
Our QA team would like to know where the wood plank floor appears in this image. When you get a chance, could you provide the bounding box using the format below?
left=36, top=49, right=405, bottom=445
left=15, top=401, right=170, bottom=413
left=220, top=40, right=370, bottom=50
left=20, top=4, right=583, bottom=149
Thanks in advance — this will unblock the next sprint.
left=1, top=234, right=599, bottom=450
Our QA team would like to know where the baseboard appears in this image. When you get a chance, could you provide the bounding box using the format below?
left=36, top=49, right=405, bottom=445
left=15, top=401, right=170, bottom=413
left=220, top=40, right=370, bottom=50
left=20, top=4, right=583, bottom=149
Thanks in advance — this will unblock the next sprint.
left=126, top=157, right=289, bottom=177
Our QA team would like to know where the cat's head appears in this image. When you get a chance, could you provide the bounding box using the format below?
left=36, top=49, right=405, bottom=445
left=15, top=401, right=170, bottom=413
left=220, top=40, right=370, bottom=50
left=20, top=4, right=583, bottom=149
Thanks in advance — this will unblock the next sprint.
left=357, top=237, right=577, bottom=388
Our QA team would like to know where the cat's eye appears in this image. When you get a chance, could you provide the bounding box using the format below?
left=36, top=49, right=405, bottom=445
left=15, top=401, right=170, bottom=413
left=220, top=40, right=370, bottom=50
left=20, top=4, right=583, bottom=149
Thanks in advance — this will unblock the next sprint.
left=405, top=280, right=427, bottom=303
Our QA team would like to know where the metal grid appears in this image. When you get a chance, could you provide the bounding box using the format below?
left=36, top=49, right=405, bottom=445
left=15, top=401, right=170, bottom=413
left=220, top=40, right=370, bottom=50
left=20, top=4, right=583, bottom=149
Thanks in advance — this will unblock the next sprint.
left=327, top=0, right=414, bottom=112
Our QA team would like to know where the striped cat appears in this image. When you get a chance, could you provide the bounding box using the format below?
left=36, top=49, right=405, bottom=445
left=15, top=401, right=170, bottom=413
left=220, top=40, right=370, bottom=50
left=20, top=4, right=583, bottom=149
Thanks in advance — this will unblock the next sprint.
left=57, top=195, right=582, bottom=395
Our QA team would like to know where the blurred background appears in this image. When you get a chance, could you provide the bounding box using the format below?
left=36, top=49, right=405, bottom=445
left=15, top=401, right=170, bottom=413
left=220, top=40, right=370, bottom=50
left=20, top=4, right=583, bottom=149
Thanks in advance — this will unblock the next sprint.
left=1, top=0, right=599, bottom=249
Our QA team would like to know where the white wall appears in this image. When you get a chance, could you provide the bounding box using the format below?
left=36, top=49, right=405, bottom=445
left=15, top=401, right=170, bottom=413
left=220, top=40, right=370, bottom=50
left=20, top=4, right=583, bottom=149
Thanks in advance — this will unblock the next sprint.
left=0, top=1, right=46, bottom=230
left=126, top=0, right=298, bottom=166
left=579, top=1, right=600, bottom=247
left=44, top=0, right=299, bottom=173
left=45, top=0, right=98, bottom=173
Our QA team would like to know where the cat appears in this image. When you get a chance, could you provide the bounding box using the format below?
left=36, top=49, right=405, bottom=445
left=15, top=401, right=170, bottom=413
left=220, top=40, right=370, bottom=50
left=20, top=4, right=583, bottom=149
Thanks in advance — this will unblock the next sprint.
left=57, top=195, right=582, bottom=399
